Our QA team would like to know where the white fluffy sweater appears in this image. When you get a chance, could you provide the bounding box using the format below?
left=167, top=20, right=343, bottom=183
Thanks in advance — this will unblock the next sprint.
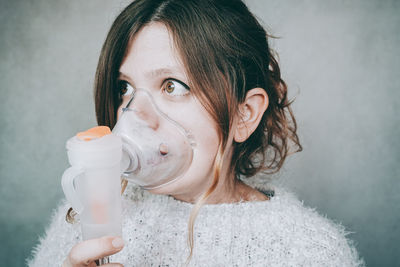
left=28, top=182, right=365, bottom=266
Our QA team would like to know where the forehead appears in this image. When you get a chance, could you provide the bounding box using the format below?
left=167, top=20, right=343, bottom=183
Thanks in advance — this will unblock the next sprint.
left=119, top=22, right=186, bottom=80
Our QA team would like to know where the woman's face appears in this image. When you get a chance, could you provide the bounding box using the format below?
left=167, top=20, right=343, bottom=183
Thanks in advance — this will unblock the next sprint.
left=117, top=22, right=220, bottom=201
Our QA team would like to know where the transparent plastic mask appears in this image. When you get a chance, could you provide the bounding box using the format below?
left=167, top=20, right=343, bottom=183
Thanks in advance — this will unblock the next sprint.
left=112, top=87, right=196, bottom=189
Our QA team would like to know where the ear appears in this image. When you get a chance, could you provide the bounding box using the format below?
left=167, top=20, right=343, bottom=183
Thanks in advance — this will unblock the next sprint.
left=234, top=88, right=269, bottom=143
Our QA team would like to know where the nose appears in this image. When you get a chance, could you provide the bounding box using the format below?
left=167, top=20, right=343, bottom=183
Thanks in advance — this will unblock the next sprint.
left=128, top=90, right=160, bottom=131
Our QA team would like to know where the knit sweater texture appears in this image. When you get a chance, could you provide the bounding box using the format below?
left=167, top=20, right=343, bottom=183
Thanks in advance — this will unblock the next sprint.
left=28, top=182, right=365, bottom=266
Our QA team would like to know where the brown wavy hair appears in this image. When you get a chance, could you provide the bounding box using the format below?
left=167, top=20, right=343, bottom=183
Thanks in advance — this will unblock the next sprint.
left=68, top=0, right=302, bottom=263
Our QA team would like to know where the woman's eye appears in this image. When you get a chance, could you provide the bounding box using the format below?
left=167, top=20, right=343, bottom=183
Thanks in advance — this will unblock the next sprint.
left=120, top=81, right=134, bottom=96
left=163, top=79, right=190, bottom=96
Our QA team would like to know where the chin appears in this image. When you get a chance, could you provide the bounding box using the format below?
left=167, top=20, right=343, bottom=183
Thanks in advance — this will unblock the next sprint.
left=147, top=174, right=194, bottom=195
left=147, top=170, right=212, bottom=201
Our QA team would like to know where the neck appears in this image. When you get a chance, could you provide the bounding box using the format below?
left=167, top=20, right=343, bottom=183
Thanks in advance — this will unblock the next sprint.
left=172, top=171, right=269, bottom=204
left=204, top=178, right=269, bottom=204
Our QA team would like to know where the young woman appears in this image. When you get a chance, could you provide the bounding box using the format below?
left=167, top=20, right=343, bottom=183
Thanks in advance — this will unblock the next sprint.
left=29, top=0, right=364, bottom=266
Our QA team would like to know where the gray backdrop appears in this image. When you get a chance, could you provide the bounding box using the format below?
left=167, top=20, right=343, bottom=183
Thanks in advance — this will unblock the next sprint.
left=0, top=0, right=399, bottom=266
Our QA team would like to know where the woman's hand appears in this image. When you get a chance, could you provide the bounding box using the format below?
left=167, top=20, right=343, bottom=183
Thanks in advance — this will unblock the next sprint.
left=62, top=236, right=124, bottom=267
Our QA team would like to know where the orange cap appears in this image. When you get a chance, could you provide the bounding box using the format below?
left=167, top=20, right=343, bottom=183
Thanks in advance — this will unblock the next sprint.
left=76, top=126, right=112, bottom=141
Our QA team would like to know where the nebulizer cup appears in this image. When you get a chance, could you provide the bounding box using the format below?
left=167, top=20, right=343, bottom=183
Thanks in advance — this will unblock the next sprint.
left=61, top=128, right=122, bottom=264
left=61, top=87, right=195, bottom=265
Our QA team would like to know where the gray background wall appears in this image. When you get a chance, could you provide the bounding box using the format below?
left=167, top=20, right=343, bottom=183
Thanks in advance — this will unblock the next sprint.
left=0, top=0, right=398, bottom=266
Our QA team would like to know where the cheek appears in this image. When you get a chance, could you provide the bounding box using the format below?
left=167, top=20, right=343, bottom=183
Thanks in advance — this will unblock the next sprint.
left=116, top=107, right=122, bottom=121
left=179, top=100, right=220, bottom=177
left=193, top=118, right=219, bottom=158
left=190, top=121, right=219, bottom=169
left=116, top=103, right=130, bottom=122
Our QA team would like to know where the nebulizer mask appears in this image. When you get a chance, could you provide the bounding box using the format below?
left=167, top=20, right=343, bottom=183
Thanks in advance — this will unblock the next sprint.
left=61, top=86, right=195, bottom=264
left=114, top=87, right=195, bottom=188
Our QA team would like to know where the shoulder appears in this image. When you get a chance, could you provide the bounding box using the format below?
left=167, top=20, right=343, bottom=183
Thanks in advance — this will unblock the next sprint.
left=248, top=182, right=365, bottom=266
left=27, top=199, right=81, bottom=267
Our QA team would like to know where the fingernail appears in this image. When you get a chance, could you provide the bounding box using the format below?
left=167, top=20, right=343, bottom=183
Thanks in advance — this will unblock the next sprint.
left=112, top=237, right=124, bottom=248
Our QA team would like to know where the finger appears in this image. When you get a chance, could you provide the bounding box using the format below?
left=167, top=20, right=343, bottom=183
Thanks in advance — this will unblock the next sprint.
left=69, top=236, right=124, bottom=265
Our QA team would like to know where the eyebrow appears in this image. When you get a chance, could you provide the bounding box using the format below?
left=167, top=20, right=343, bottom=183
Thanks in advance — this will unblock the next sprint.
left=118, top=67, right=182, bottom=81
